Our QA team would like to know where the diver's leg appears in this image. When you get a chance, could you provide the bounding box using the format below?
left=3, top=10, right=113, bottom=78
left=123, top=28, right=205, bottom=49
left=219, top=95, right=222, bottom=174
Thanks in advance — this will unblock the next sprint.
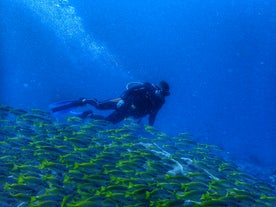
left=86, top=98, right=121, bottom=110
left=77, top=110, right=106, bottom=120
left=105, top=110, right=126, bottom=124
left=84, top=99, right=99, bottom=108
left=79, top=108, right=126, bottom=124
left=77, top=110, right=94, bottom=119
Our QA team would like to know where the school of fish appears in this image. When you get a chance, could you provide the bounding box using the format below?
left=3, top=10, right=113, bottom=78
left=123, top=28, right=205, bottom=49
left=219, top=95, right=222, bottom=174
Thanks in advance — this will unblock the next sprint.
left=0, top=104, right=276, bottom=206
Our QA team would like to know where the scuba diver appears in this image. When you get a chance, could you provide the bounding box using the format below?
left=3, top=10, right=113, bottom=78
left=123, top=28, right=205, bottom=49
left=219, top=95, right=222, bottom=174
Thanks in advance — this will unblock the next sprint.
left=50, top=81, right=170, bottom=126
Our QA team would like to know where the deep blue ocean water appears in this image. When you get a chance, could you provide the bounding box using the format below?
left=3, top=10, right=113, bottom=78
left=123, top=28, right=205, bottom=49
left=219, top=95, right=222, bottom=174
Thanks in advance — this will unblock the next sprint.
left=1, top=0, right=275, bottom=181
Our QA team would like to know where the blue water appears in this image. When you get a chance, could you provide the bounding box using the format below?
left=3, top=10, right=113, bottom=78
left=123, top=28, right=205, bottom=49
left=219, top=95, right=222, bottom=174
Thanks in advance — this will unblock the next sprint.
left=1, top=0, right=275, bottom=179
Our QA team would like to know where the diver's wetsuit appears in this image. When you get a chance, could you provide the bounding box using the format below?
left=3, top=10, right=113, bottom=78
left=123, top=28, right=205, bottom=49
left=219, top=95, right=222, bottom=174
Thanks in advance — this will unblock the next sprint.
left=83, top=82, right=166, bottom=126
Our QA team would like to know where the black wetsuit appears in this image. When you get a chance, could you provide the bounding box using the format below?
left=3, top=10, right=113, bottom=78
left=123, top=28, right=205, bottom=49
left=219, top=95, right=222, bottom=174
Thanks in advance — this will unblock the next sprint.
left=85, top=82, right=165, bottom=126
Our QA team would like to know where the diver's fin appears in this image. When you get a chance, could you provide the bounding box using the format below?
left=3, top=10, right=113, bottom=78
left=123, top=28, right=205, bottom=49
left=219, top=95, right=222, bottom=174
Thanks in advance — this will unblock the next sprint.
left=49, top=99, right=83, bottom=113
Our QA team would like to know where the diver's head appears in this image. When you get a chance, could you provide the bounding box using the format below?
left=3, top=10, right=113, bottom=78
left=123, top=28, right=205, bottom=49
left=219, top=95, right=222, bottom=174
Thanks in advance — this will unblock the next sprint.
left=159, top=81, right=170, bottom=96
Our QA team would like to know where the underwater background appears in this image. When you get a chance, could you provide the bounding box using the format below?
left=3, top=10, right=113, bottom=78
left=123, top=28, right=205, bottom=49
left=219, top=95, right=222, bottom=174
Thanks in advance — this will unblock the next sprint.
left=1, top=0, right=276, bottom=184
